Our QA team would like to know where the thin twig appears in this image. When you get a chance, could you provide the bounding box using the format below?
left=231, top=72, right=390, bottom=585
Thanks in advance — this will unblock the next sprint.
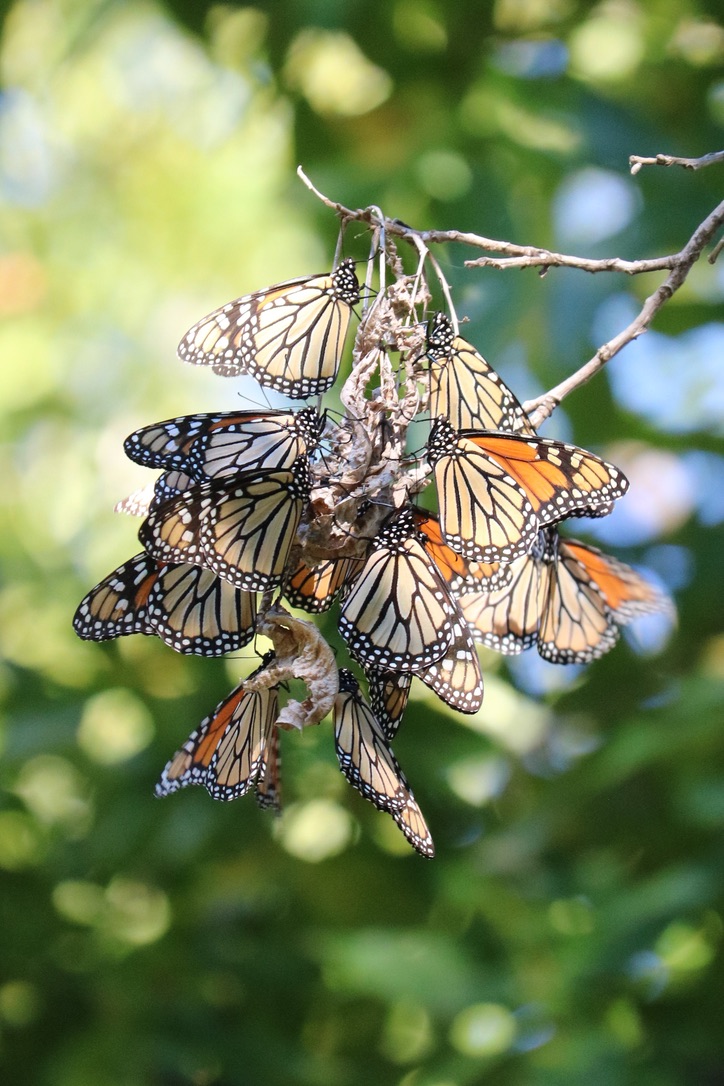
left=523, top=198, right=724, bottom=427
left=629, top=150, right=724, bottom=175
left=297, top=164, right=709, bottom=276
left=298, top=161, right=724, bottom=427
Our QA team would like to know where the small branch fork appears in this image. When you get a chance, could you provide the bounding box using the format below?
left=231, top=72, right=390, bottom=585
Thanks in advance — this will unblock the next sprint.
left=297, top=154, right=724, bottom=428
left=629, top=150, right=724, bottom=174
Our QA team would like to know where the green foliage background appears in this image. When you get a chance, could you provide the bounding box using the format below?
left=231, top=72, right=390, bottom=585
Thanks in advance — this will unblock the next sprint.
left=1, top=1, right=723, bottom=1083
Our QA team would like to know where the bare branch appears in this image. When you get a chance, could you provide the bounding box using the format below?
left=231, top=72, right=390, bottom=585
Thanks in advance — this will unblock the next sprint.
left=524, top=198, right=724, bottom=427
left=299, top=161, right=724, bottom=428
left=629, top=150, right=724, bottom=175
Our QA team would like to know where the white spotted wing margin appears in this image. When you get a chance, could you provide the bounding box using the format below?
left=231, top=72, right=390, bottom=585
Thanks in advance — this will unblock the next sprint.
left=138, top=457, right=311, bottom=591
left=176, top=260, right=360, bottom=398
left=333, top=669, right=435, bottom=858
left=156, top=653, right=278, bottom=801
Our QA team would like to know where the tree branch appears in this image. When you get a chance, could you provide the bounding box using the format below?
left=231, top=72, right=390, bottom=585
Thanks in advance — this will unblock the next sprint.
left=523, top=198, right=724, bottom=427
left=297, top=160, right=724, bottom=428
left=629, top=150, right=724, bottom=174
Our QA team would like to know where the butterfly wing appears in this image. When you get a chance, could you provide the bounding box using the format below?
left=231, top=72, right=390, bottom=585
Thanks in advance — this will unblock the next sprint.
left=156, top=653, right=278, bottom=799
left=255, top=726, right=282, bottom=812
left=462, top=431, right=629, bottom=525
left=206, top=686, right=278, bottom=801
left=199, top=460, right=310, bottom=590
left=339, top=508, right=455, bottom=671
left=283, top=554, right=364, bottom=614
left=414, top=617, right=484, bottom=714
left=124, top=413, right=224, bottom=470
left=177, top=261, right=360, bottom=397
left=427, top=312, right=534, bottom=434
left=139, top=460, right=309, bottom=591
left=392, top=800, right=435, bottom=859
left=367, top=668, right=412, bottom=740
left=146, top=564, right=257, bottom=656
left=537, top=530, right=615, bottom=663
left=333, top=669, right=434, bottom=857
left=115, top=471, right=195, bottom=519
left=73, top=552, right=159, bottom=641
left=457, top=534, right=547, bottom=654
left=428, top=417, right=539, bottom=564
left=188, top=407, right=324, bottom=479
left=560, top=539, right=675, bottom=625
left=413, top=509, right=512, bottom=594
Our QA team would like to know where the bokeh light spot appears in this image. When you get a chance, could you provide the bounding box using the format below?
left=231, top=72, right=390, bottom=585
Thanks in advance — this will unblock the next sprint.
left=77, top=687, right=154, bottom=764
left=393, top=1, right=447, bottom=51
left=416, top=150, right=472, bottom=201
left=446, top=754, right=511, bottom=806
left=14, top=755, right=92, bottom=835
left=569, top=3, right=644, bottom=81
left=52, top=880, right=105, bottom=926
left=0, top=811, right=46, bottom=870
left=103, top=877, right=171, bottom=946
left=554, top=168, right=639, bottom=246
left=280, top=799, right=354, bottom=862
left=549, top=895, right=595, bottom=935
left=285, top=30, right=393, bottom=116
left=380, top=1001, right=434, bottom=1064
left=0, top=981, right=40, bottom=1027
left=449, top=1002, right=517, bottom=1057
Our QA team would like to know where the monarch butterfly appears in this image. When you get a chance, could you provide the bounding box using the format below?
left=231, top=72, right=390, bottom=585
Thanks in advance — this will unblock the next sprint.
left=459, top=527, right=674, bottom=663
left=283, top=553, right=365, bottom=614
left=428, top=416, right=628, bottom=564
left=338, top=507, right=459, bottom=671
left=333, top=669, right=434, bottom=857
left=254, top=725, right=282, bottom=812
left=426, top=312, right=535, bottom=434
left=177, top=259, right=361, bottom=398
left=115, top=470, right=196, bottom=519
left=138, top=457, right=311, bottom=591
left=124, top=407, right=325, bottom=479
left=412, top=509, right=511, bottom=594
left=73, top=552, right=257, bottom=656
left=156, top=653, right=278, bottom=799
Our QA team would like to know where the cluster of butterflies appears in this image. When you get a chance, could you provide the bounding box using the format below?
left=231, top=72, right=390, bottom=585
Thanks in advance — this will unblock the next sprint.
left=74, top=258, right=673, bottom=858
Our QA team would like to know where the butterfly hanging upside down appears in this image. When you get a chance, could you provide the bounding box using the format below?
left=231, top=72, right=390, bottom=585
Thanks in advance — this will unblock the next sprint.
left=74, top=240, right=675, bottom=860
left=177, top=260, right=361, bottom=397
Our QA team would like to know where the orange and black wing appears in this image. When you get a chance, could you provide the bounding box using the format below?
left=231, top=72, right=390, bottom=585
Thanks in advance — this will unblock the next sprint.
left=177, top=260, right=360, bottom=397
left=367, top=668, right=412, bottom=740
left=73, top=552, right=160, bottom=642
left=139, top=459, right=310, bottom=591
left=333, top=669, right=434, bottom=857
left=457, top=534, right=547, bottom=655
left=414, top=617, right=484, bottom=714
left=283, top=554, right=364, bottom=614
left=426, top=312, right=534, bottom=434
left=338, top=508, right=456, bottom=671
left=156, top=653, right=278, bottom=799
